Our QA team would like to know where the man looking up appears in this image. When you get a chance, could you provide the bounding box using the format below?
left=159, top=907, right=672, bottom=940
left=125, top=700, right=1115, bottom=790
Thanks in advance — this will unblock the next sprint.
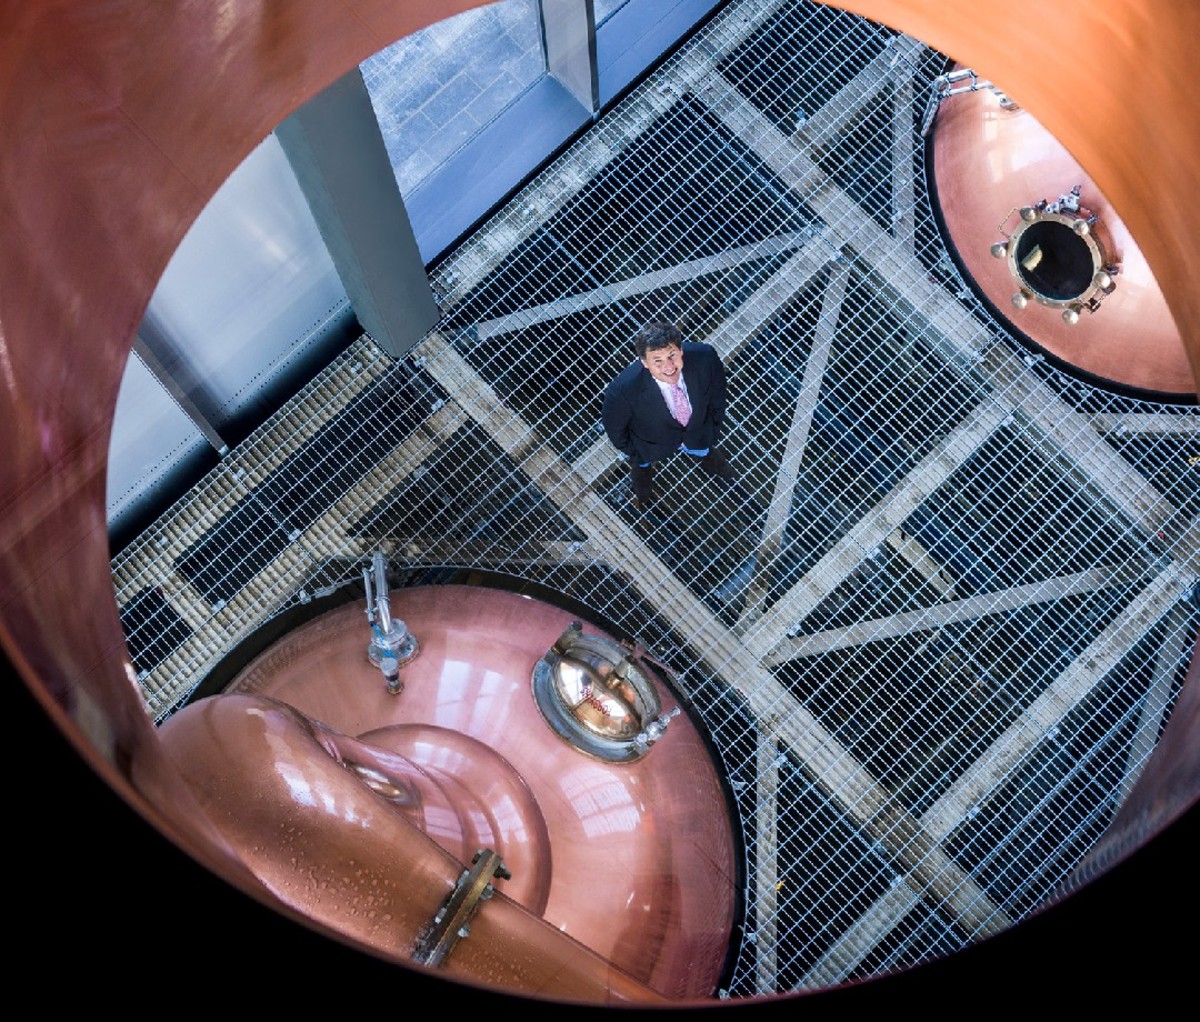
left=601, top=320, right=735, bottom=513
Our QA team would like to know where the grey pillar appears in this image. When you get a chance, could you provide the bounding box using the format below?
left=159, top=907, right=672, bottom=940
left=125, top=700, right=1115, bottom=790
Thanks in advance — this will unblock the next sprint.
left=275, top=68, right=439, bottom=360
left=540, top=0, right=598, bottom=115
left=133, top=334, right=228, bottom=456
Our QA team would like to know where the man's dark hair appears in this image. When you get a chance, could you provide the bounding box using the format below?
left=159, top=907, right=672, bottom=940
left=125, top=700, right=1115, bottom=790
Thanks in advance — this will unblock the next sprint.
left=635, top=321, right=683, bottom=359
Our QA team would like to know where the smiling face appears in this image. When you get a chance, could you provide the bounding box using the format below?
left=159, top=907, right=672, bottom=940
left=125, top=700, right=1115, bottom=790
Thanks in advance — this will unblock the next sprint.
left=640, top=343, right=684, bottom=385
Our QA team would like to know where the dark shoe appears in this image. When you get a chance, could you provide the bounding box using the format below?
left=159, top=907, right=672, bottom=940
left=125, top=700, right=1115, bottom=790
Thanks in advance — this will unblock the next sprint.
left=630, top=463, right=655, bottom=510
left=699, top=448, right=736, bottom=481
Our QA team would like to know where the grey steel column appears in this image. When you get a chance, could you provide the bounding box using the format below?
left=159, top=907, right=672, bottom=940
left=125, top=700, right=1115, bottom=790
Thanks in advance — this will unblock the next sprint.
left=275, top=68, right=439, bottom=360
left=132, top=335, right=229, bottom=455
left=540, top=0, right=598, bottom=115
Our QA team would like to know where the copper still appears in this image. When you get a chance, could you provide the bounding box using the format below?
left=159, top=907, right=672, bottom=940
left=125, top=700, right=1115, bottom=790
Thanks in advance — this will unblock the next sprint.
left=157, top=584, right=738, bottom=1002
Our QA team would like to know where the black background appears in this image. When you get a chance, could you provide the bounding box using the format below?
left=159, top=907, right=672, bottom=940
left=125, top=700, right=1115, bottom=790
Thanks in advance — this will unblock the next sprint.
left=11, top=658, right=1194, bottom=1016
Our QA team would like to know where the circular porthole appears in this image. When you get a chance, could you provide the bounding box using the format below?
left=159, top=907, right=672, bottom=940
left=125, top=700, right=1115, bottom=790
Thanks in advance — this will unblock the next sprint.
left=990, top=192, right=1120, bottom=324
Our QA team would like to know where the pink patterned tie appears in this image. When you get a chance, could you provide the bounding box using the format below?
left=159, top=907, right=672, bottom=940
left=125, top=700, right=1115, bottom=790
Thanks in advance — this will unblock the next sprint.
left=670, top=383, right=691, bottom=426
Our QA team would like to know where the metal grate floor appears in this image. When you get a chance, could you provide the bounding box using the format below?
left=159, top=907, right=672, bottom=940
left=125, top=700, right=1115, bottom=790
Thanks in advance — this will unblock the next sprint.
left=112, top=0, right=1199, bottom=999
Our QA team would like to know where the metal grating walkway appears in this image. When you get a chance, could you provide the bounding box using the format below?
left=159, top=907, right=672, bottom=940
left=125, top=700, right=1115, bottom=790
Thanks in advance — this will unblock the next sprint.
left=112, top=0, right=1199, bottom=998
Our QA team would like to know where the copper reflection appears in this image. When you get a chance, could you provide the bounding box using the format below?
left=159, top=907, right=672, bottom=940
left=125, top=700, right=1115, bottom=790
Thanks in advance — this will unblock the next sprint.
left=160, top=585, right=738, bottom=1002
left=156, top=690, right=667, bottom=1004
left=929, top=69, right=1194, bottom=397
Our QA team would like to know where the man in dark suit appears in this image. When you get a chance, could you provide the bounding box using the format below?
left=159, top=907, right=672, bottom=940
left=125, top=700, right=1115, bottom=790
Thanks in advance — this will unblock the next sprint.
left=602, top=320, right=735, bottom=512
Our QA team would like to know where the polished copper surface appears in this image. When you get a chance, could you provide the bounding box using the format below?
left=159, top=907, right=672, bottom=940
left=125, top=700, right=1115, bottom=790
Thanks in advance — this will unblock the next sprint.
left=193, top=585, right=738, bottom=1000
left=929, top=72, right=1192, bottom=396
left=0, top=0, right=493, bottom=921
left=352, top=722, right=554, bottom=911
left=1, top=0, right=1198, bottom=1008
left=836, top=1, right=1200, bottom=396
left=156, top=690, right=668, bottom=1004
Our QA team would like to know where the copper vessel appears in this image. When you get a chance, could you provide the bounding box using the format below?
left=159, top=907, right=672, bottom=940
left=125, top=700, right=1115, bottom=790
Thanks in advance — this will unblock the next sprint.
left=157, top=585, right=738, bottom=1002
left=928, top=66, right=1194, bottom=397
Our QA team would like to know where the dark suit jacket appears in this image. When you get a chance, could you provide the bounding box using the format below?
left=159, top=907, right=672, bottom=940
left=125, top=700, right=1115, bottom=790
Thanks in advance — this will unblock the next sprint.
left=601, top=342, right=727, bottom=463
